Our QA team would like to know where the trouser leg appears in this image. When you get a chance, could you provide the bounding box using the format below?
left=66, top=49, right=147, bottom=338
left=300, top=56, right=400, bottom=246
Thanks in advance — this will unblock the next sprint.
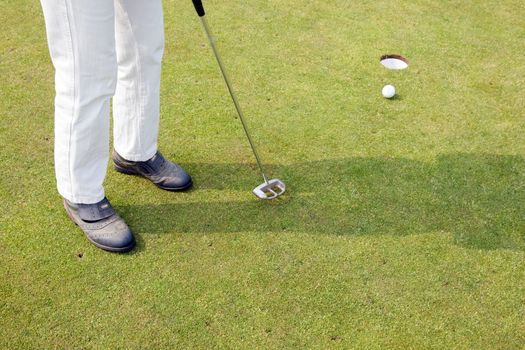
left=113, top=0, right=165, bottom=162
left=40, top=0, right=117, bottom=204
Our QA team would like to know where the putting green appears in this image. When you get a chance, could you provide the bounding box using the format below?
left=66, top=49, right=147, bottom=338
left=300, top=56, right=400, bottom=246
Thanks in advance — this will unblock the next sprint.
left=1, top=0, right=524, bottom=349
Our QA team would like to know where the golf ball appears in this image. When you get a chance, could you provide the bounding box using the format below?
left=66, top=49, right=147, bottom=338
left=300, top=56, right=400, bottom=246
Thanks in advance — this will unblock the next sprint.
left=382, top=84, right=396, bottom=99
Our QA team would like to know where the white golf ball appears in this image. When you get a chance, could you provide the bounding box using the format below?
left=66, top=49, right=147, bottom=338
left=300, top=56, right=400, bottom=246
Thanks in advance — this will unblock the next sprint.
left=382, top=84, right=396, bottom=99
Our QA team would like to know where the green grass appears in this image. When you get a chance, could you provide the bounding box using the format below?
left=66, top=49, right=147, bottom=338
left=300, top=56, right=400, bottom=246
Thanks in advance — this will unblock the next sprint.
left=1, top=0, right=524, bottom=348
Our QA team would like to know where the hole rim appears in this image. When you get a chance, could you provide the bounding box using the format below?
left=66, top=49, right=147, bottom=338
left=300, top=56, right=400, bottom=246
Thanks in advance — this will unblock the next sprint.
left=380, top=54, right=409, bottom=70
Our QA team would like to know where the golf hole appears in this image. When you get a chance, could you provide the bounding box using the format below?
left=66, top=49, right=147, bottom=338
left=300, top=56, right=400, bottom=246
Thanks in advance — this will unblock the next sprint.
left=380, top=54, right=409, bottom=70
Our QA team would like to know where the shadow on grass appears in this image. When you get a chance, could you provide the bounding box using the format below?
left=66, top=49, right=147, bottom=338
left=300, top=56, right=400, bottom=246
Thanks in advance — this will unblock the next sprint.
left=119, top=153, right=524, bottom=251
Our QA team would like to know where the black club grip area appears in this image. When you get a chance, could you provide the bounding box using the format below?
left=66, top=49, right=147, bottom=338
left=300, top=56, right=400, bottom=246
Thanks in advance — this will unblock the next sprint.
left=192, top=0, right=205, bottom=17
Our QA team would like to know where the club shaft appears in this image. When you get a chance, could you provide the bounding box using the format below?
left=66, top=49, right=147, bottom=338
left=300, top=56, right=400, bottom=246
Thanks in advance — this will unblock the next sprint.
left=200, top=16, right=268, bottom=184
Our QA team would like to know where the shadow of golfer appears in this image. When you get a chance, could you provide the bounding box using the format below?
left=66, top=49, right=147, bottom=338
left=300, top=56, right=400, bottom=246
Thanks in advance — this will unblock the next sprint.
left=119, top=153, right=524, bottom=251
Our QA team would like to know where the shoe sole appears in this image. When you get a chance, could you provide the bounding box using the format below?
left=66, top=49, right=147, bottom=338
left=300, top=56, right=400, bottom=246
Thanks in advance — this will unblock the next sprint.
left=63, top=202, right=136, bottom=253
left=114, top=165, right=193, bottom=191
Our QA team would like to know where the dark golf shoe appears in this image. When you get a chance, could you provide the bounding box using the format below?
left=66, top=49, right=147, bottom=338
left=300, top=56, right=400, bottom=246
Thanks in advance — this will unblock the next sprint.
left=64, top=197, right=135, bottom=253
left=113, top=150, right=192, bottom=191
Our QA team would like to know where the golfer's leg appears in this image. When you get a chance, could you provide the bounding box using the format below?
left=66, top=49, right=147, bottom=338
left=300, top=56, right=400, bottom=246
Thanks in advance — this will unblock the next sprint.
left=40, top=0, right=117, bottom=204
left=113, top=0, right=164, bottom=161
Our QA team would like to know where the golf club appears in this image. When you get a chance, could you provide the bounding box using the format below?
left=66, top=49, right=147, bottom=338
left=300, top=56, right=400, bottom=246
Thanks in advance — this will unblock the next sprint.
left=191, top=0, right=286, bottom=200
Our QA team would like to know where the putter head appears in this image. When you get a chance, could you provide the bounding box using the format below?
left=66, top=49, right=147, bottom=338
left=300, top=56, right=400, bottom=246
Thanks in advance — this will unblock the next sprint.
left=253, top=179, right=286, bottom=200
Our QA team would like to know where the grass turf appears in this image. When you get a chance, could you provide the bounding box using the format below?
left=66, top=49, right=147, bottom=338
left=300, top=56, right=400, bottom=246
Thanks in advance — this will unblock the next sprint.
left=1, top=0, right=524, bottom=348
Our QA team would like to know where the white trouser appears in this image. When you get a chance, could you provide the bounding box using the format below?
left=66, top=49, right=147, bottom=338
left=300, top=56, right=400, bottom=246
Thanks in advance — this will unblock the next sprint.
left=40, top=0, right=164, bottom=204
